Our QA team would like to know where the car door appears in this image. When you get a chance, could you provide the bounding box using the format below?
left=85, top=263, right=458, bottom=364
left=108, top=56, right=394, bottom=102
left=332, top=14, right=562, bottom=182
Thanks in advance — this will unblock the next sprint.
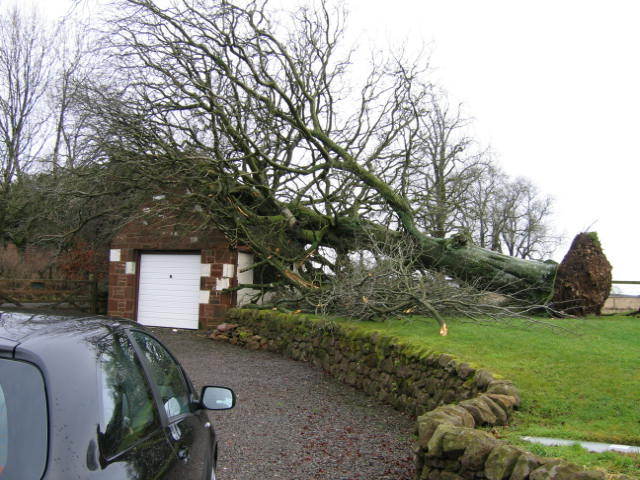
left=96, top=331, right=176, bottom=479
left=129, top=330, right=213, bottom=480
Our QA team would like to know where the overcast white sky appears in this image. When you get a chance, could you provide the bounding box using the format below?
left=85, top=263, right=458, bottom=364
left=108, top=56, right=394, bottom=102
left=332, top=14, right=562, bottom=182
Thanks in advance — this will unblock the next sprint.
left=348, top=1, right=640, bottom=292
left=36, top=0, right=640, bottom=292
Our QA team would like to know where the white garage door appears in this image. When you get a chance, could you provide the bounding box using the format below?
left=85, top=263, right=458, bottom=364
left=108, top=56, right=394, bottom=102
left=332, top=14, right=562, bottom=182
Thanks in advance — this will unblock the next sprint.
left=137, top=253, right=201, bottom=329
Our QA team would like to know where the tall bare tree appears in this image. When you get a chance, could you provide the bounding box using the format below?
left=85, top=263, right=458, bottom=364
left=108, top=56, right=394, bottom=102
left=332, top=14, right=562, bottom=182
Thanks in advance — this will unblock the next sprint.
left=458, top=166, right=560, bottom=260
left=0, top=5, right=53, bottom=184
left=404, top=96, right=487, bottom=238
left=0, top=5, right=55, bottom=237
left=49, top=19, right=95, bottom=171
left=459, top=163, right=503, bottom=250
left=498, top=177, right=559, bottom=260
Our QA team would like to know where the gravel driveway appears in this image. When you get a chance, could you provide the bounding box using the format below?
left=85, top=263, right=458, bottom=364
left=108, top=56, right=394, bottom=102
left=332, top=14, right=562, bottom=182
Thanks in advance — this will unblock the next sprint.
left=152, top=328, right=415, bottom=480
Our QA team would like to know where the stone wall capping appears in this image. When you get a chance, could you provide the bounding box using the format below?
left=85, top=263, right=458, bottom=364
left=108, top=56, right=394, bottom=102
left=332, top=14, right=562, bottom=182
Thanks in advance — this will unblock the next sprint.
left=219, top=309, right=631, bottom=480
left=438, top=353, right=455, bottom=368
left=477, top=394, right=509, bottom=426
left=510, top=452, right=543, bottom=480
left=485, top=393, right=518, bottom=412
left=455, top=362, right=475, bottom=379
left=486, top=380, right=521, bottom=406
left=474, top=369, right=495, bottom=389
left=459, top=429, right=499, bottom=471
left=458, top=397, right=497, bottom=426
left=484, top=444, right=523, bottom=480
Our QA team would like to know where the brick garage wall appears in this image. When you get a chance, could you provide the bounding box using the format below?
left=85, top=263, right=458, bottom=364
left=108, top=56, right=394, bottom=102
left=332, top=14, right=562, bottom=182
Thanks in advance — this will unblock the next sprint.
left=108, top=217, right=238, bottom=328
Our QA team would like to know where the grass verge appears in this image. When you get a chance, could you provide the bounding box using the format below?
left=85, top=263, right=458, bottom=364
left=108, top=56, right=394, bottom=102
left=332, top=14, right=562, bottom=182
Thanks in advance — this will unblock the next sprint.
left=333, top=315, right=640, bottom=475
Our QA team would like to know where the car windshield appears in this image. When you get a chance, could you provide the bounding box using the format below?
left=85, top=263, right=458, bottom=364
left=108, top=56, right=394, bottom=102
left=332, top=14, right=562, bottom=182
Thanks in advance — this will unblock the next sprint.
left=0, top=359, right=48, bottom=479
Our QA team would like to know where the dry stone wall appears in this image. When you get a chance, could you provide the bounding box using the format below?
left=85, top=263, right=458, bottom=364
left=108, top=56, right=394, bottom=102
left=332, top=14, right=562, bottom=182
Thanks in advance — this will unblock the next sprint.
left=216, top=309, right=630, bottom=480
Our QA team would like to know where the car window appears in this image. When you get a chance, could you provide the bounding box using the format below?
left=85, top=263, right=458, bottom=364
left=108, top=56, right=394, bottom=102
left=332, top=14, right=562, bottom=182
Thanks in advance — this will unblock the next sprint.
left=130, top=331, right=191, bottom=419
left=98, top=333, right=161, bottom=459
left=0, top=359, right=47, bottom=479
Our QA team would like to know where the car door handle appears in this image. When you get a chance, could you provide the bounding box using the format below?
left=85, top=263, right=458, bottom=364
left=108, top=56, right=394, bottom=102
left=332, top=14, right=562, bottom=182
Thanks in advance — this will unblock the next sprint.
left=177, top=447, right=190, bottom=462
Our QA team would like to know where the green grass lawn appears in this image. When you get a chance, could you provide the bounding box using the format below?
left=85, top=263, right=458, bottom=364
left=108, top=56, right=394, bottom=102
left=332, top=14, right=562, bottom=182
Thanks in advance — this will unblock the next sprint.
left=334, top=315, right=640, bottom=475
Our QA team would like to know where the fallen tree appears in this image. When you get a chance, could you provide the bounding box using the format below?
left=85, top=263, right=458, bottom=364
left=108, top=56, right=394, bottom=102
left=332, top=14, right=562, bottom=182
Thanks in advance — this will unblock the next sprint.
left=73, top=0, right=611, bottom=324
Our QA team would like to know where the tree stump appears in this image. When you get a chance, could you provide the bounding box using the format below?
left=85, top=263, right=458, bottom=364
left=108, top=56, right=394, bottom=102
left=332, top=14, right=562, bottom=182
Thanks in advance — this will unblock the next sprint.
left=551, top=233, right=612, bottom=315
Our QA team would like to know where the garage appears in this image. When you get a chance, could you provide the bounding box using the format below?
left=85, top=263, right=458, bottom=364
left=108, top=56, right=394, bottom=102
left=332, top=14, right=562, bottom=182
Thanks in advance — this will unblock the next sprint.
left=137, top=253, right=201, bottom=329
left=107, top=216, right=248, bottom=329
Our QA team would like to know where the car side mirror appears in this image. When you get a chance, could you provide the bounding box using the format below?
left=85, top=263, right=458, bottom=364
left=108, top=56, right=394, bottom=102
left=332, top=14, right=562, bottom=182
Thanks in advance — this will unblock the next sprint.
left=200, top=386, right=236, bottom=410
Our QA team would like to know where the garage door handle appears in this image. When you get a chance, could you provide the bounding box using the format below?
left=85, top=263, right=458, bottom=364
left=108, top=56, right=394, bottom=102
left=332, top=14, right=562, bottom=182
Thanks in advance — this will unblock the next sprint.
left=178, top=447, right=190, bottom=462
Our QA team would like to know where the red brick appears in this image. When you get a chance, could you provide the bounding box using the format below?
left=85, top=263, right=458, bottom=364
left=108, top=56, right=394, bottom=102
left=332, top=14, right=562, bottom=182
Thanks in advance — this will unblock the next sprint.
left=111, top=286, right=126, bottom=299
left=109, top=263, right=125, bottom=274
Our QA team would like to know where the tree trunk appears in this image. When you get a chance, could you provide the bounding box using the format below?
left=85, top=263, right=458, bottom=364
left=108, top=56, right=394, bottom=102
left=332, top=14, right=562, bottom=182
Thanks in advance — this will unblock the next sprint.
left=292, top=213, right=609, bottom=312
left=414, top=232, right=557, bottom=304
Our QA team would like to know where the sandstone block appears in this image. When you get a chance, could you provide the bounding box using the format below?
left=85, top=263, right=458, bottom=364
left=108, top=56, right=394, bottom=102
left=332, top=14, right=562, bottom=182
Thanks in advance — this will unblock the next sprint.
left=509, top=452, right=542, bottom=480
left=529, top=458, right=606, bottom=480
left=458, top=397, right=497, bottom=426
left=456, top=362, right=475, bottom=379
left=485, top=393, right=517, bottom=412
left=439, top=472, right=465, bottom=480
left=426, top=424, right=466, bottom=457
left=484, top=445, right=522, bottom=480
left=458, top=430, right=499, bottom=471
left=529, top=461, right=606, bottom=479
left=486, top=381, right=521, bottom=406
left=438, top=405, right=476, bottom=427
left=478, top=395, right=509, bottom=426
left=215, top=322, right=239, bottom=332
left=474, top=369, right=495, bottom=389
left=438, top=353, right=455, bottom=368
